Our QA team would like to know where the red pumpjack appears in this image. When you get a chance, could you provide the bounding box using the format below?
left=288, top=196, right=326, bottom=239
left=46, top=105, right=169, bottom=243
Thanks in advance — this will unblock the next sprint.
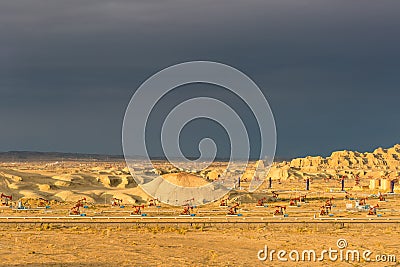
left=131, top=205, right=145, bottom=215
left=320, top=204, right=332, bottom=216
left=111, top=197, right=122, bottom=207
left=148, top=198, right=159, bottom=207
left=274, top=206, right=286, bottom=216
left=227, top=202, right=240, bottom=215
left=368, top=204, right=379, bottom=216
left=220, top=197, right=229, bottom=207
left=1, top=193, right=12, bottom=206
left=256, top=197, right=267, bottom=207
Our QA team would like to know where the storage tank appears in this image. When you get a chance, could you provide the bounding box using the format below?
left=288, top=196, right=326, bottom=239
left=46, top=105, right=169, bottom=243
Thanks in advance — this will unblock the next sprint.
left=369, top=179, right=379, bottom=190
left=380, top=179, right=391, bottom=192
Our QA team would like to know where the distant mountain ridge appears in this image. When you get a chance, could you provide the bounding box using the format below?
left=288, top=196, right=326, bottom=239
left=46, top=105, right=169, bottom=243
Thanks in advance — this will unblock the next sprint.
left=0, top=151, right=290, bottom=162
left=0, top=151, right=124, bottom=161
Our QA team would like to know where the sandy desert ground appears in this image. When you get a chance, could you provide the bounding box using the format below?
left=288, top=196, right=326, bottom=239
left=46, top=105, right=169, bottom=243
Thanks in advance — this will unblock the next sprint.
left=0, top=223, right=399, bottom=266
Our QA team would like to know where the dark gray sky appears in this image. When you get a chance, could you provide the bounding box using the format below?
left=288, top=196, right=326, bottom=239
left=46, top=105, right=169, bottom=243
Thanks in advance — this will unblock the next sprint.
left=0, top=0, right=399, bottom=158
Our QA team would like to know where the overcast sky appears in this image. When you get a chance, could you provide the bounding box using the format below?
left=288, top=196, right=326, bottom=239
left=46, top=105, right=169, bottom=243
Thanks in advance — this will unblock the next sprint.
left=0, top=0, right=399, bottom=158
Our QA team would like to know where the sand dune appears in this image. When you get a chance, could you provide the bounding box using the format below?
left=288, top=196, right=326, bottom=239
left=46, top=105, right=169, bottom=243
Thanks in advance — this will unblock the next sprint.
left=37, top=184, right=51, bottom=192
left=54, top=191, right=95, bottom=203
left=161, top=173, right=209, bottom=187
left=0, top=163, right=150, bottom=204
left=52, top=174, right=82, bottom=182
left=18, top=190, right=43, bottom=199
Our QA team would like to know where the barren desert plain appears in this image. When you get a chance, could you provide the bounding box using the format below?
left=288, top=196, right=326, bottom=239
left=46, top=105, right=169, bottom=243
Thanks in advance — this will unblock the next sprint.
left=0, top=145, right=400, bottom=266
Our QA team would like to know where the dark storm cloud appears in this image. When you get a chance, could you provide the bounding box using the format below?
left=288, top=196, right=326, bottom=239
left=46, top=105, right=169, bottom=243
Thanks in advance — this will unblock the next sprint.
left=0, top=0, right=399, bottom=157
